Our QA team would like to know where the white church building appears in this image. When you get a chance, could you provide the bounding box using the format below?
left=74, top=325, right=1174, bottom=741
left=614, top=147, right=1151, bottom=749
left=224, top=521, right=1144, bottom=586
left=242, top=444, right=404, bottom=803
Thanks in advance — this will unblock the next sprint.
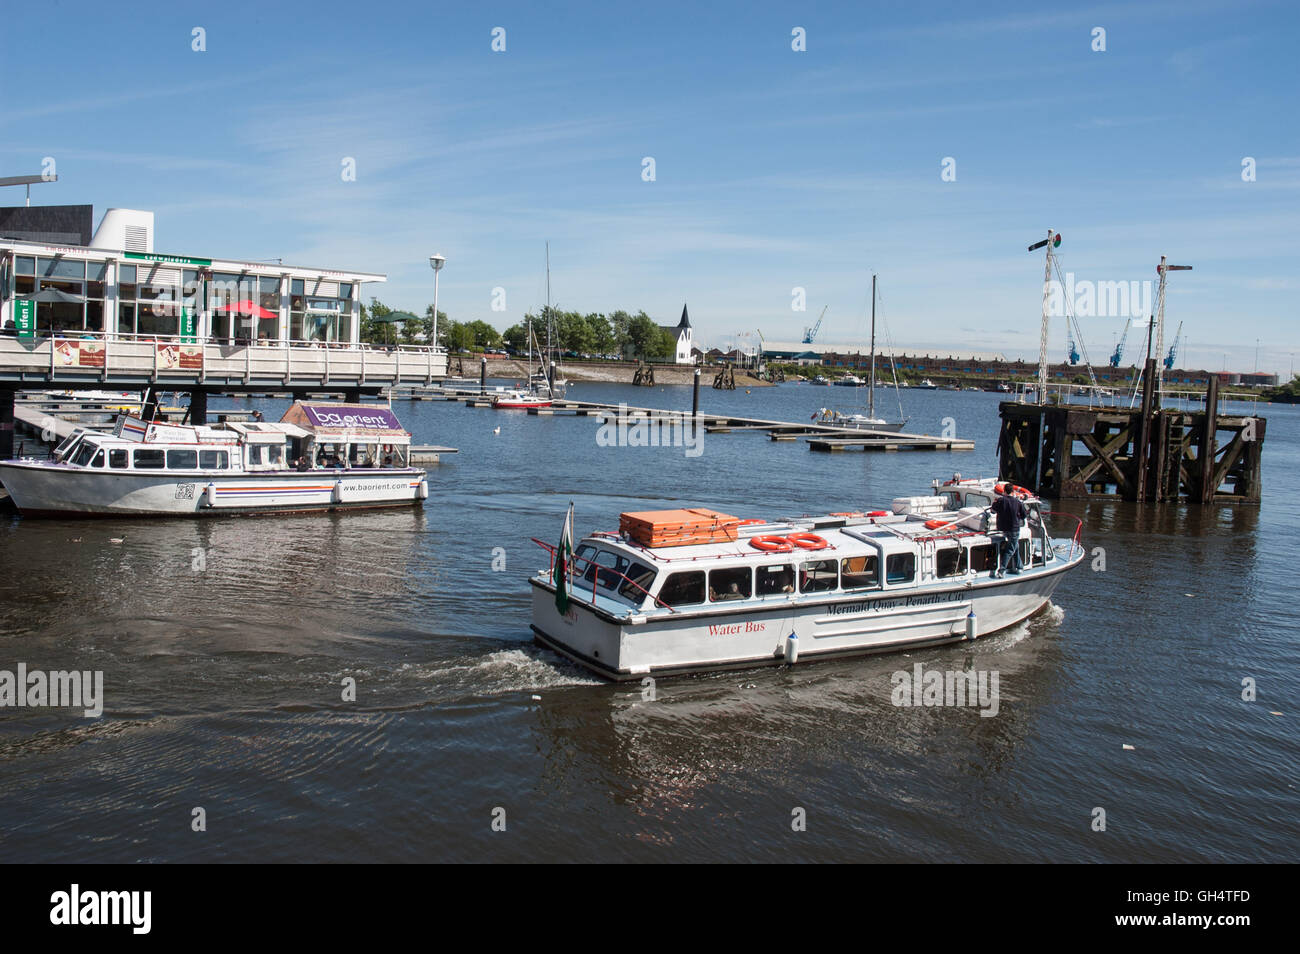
left=660, top=304, right=694, bottom=364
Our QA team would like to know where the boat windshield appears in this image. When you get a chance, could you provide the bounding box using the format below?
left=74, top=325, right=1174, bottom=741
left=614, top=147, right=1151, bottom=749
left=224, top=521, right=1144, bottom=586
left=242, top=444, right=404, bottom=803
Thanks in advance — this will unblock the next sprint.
left=53, top=431, right=85, bottom=462
left=70, top=441, right=99, bottom=467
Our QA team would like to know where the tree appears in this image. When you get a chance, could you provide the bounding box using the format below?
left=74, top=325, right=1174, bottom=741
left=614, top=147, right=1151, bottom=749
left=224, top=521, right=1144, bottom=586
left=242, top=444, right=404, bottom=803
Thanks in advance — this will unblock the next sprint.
left=362, top=298, right=396, bottom=345
left=584, top=313, right=615, bottom=355
left=625, top=311, right=673, bottom=359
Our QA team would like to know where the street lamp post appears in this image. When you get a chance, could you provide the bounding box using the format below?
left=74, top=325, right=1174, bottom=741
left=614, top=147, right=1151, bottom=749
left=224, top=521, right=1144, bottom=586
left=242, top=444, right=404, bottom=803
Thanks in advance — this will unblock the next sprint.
left=429, top=254, right=446, bottom=354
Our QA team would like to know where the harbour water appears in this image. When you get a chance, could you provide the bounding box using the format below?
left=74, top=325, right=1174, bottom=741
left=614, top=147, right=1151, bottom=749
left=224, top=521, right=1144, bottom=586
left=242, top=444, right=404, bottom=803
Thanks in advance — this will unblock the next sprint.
left=1, top=383, right=1296, bottom=862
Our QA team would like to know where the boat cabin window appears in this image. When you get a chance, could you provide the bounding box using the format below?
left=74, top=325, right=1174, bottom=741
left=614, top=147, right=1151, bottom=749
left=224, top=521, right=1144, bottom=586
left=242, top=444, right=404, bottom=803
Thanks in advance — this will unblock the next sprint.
left=708, top=567, right=752, bottom=602
left=71, top=441, right=99, bottom=467
left=133, top=448, right=165, bottom=469
left=840, top=555, right=879, bottom=590
left=935, top=545, right=968, bottom=578
left=968, top=543, right=997, bottom=574
left=167, top=449, right=198, bottom=469
left=1021, top=538, right=1046, bottom=567
left=756, top=563, right=795, bottom=596
left=965, top=492, right=993, bottom=509
left=90, top=449, right=104, bottom=468
left=53, top=431, right=83, bottom=461
left=886, top=553, right=916, bottom=584
left=659, top=571, right=706, bottom=607
left=582, top=549, right=631, bottom=591
left=199, top=450, right=229, bottom=469
left=617, top=561, right=657, bottom=603
left=109, top=449, right=128, bottom=469
left=800, top=559, right=838, bottom=593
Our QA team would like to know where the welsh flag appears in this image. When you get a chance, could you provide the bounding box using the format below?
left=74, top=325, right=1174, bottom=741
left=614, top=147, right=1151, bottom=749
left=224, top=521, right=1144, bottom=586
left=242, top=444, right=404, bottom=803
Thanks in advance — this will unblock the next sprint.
left=555, top=502, right=575, bottom=614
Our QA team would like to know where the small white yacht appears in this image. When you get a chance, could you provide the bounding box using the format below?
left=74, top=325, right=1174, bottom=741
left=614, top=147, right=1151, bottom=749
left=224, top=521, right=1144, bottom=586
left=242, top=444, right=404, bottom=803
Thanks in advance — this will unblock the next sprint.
left=530, top=478, right=1083, bottom=680
left=0, top=402, right=431, bottom=516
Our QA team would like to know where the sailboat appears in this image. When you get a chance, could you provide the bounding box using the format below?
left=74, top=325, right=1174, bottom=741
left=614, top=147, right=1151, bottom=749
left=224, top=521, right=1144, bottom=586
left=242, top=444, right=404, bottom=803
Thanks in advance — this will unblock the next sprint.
left=813, top=274, right=909, bottom=432
left=494, top=322, right=553, bottom=409
left=529, top=244, right=568, bottom=398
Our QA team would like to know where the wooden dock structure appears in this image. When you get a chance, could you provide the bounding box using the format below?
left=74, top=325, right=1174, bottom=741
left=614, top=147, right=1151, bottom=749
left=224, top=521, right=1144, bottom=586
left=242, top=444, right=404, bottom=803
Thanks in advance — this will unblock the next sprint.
left=997, top=364, right=1263, bottom=504
left=421, top=387, right=975, bottom=453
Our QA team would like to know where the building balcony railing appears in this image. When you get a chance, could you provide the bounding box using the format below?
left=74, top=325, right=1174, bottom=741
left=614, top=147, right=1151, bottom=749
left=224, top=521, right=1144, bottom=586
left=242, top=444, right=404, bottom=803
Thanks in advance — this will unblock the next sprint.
left=0, top=331, right=448, bottom=387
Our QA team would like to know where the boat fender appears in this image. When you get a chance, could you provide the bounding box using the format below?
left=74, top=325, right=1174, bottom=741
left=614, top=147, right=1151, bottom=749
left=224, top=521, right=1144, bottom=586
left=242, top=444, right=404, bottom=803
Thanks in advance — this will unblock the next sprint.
left=784, top=632, right=799, bottom=664
left=332, top=479, right=344, bottom=504
left=965, top=609, right=977, bottom=642
left=787, top=532, right=829, bottom=550
left=203, top=482, right=217, bottom=508
left=750, top=535, right=793, bottom=553
left=417, top=478, right=429, bottom=500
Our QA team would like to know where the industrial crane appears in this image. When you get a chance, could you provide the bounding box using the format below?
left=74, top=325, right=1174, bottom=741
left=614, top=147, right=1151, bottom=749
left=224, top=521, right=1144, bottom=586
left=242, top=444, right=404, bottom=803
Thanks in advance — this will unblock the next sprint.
left=802, top=306, right=827, bottom=344
left=1066, top=323, right=1080, bottom=364
left=1109, top=321, right=1132, bottom=368
left=1164, top=321, right=1184, bottom=370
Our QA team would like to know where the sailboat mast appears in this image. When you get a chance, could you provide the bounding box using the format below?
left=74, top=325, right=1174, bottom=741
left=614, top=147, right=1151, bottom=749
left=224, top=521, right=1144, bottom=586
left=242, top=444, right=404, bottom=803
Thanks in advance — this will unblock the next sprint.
left=869, top=273, right=877, bottom=419
left=545, top=242, right=552, bottom=386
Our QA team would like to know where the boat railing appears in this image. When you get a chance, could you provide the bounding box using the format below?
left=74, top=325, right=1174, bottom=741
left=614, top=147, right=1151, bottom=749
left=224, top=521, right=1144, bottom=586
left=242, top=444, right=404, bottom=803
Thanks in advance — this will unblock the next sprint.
left=589, top=529, right=843, bottom=564
left=531, top=538, right=679, bottom=613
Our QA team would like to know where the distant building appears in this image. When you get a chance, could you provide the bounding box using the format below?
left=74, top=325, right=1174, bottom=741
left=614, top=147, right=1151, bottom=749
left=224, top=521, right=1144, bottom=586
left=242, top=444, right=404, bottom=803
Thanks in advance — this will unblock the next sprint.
left=657, top=304, right=694, bottom=364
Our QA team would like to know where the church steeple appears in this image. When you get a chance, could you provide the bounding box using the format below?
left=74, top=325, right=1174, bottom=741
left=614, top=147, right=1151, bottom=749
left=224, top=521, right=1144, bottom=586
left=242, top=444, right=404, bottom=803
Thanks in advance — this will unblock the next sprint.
left=676, top=304, right=691, bottom=330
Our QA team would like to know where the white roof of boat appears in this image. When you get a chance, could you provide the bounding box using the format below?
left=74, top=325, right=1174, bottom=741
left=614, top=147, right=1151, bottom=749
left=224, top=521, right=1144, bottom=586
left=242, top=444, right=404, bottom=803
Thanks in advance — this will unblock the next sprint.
left=587, top=515, right=979, bottom=565
left=227, top=421, right=311, bottom=439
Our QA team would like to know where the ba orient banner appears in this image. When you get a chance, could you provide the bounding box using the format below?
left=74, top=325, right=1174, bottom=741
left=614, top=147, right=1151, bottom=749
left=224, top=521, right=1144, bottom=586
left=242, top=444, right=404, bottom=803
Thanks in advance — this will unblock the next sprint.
left=156, top=343, right=203, bottom=370
left=53, top=339, right=106, bottom=369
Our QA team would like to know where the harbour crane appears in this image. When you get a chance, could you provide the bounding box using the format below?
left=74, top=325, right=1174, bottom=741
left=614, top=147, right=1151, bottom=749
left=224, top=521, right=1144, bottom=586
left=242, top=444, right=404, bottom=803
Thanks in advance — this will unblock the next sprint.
left=1066, top=322, right=1080, bottom=365
left=1164, top=321, right=1184, bottom=370
left=802, top=306, right=827, bottom=344
left=1109, top=320, right=1132, bottom=368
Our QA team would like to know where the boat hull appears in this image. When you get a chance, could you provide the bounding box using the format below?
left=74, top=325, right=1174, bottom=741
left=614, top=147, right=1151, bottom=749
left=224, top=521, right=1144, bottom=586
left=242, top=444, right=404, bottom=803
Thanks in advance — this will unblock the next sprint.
left=531, top=550, right=1081, bottom=680
left=0, top=461, right=427, bottom=516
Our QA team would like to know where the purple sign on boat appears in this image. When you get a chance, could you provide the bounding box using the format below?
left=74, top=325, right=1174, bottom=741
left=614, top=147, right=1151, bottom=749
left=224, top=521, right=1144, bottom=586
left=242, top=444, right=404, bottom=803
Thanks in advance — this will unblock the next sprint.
left=303, top=405, right=402, bottom=430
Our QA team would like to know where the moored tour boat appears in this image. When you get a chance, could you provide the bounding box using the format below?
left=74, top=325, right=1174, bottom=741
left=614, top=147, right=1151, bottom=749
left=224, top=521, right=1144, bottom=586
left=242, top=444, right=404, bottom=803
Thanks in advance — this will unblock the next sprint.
left=0, top=401, right=431, bottom=516
left=530, top=478, right=1083, bottom=680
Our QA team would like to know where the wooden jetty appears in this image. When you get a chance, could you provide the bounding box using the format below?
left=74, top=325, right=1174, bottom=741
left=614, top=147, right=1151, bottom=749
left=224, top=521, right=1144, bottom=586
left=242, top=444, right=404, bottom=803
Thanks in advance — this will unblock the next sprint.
left=432, top=388, right=974, bottom=453
left=998, top=364, right=1263, bottom=503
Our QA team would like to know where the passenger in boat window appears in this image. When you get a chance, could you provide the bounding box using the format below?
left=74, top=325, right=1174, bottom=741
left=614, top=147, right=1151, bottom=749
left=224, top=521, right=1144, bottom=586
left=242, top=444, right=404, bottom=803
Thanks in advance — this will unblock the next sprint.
left=109, top=449, right=128, bottom=469
left=936, top=546, right=968, bottom=578
left=886, top=553, right=916, bottom=585
left=659, top=571, right=706, bottom=607
left=617, top=562, right=657, bottom=602
left=295, top=455, right=311, bottom=472
left=840, top=555, right=879, bottom=590
left=968, top=544, right=996, bottom=575
left=799, top=559, right=838, bottom=593
left=708, top=567, right=752, bottom=602
left=757, top=564, right=795, bottom=596
left=266, top=444, right=284, bottom=468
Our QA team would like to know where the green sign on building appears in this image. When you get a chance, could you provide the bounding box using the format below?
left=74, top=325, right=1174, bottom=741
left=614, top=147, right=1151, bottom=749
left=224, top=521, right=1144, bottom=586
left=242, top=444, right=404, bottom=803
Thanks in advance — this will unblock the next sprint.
left=124, top=251, right=213, bottom=267
left=180, top=306, right=196, bottom=344
left=14, top=299, right=35, bottom=339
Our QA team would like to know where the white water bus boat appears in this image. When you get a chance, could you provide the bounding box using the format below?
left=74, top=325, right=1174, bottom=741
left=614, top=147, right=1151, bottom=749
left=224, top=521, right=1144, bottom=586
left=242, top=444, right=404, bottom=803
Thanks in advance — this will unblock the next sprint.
left=0, top=401, right=431, bottom=516
left=529, top=477, right=1083, bottom=680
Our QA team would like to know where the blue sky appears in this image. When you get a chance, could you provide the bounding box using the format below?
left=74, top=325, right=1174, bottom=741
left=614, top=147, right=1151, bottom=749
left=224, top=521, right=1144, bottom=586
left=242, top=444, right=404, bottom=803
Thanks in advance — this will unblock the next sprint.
left=2, top=0, right=1297, bottom=373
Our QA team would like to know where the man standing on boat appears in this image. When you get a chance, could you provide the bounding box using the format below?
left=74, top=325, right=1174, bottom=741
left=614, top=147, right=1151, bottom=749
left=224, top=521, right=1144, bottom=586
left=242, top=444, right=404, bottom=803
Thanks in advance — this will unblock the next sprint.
left=991, top=491, right=1027, bottom=577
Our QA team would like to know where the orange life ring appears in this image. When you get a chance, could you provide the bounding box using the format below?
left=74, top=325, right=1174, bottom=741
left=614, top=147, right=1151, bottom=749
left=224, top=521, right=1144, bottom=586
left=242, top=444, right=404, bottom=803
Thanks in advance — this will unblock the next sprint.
left=924, top=519, right=949, bottom=530
left=830, top=511, right=862, bottom=518
left=867, top=510, right=888, bottom=517
left=787, top=532, right=829, bottom=550
left=749, top=535, right=793, bottom=552
left=737, top=518, right=767, bottom=526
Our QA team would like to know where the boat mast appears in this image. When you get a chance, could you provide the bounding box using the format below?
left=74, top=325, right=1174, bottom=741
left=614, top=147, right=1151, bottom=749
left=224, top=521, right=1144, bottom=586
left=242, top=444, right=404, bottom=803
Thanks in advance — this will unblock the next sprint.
left=545, top=242, right=552, bottom=387
left=869, top=273, right=877, bottom=419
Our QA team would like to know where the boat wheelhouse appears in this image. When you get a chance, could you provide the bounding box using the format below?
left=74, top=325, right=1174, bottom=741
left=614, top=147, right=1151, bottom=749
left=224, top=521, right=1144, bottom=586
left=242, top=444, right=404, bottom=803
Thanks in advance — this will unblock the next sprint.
left=530, top=478, right=1083, bottom=680
left=0, top=401, right=432, bottom=516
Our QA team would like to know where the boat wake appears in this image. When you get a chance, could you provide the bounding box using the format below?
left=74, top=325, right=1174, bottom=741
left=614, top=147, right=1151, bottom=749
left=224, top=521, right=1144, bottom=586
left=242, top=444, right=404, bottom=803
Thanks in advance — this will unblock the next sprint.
left=419, top=648, right=604, bottom=695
